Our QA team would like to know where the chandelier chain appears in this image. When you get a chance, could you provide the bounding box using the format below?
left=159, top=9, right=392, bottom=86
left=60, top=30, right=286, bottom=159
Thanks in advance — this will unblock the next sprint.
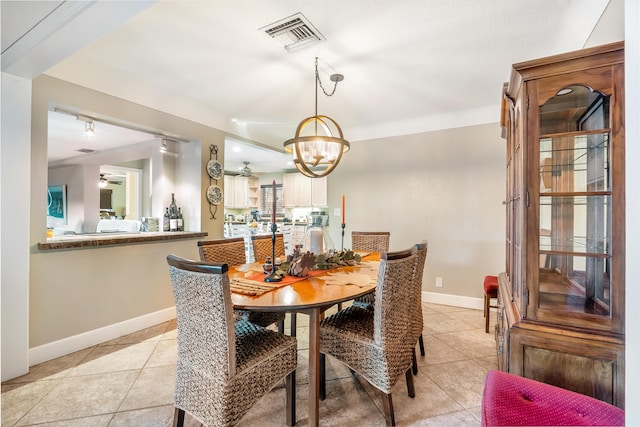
left=315, top=57, right=339, bottom=97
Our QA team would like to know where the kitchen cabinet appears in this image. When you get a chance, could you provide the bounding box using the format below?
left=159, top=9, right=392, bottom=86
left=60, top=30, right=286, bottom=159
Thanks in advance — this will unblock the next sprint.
left=224, top=175, right=234, bottom=207
left=497, top=42, right=625, bottom=408
left=224, top=175, right=259, bottom=208
left=283, top=173, right=327, bottom=207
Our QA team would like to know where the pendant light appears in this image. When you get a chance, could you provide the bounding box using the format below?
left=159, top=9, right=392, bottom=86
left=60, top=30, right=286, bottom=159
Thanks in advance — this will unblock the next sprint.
left=284, top=57, right=349, bottom=178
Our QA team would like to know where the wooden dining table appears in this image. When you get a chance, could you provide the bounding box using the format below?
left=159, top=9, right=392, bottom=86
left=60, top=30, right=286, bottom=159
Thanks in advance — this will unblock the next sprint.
left=229, top=253, right=379, bottom=427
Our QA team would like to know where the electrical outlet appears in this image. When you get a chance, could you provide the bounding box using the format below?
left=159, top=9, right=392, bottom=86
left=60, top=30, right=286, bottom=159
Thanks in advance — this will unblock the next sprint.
left=334, top=208, right=341, bottom=217
left=435, top=277, right=443, bottom=288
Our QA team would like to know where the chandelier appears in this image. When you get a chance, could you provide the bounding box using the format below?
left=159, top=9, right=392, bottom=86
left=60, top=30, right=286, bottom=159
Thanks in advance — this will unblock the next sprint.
left=284, top=57, right=350, bottom=178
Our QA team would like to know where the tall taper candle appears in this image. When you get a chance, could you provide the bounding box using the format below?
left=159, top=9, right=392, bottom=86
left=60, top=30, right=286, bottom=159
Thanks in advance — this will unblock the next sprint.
left=272, top=180, right=277, bottom=224
left=341, top=194, right=345, bottom=224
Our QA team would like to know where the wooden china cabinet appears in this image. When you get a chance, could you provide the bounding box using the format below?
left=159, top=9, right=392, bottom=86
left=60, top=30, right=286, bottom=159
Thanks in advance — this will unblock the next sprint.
left=497, top=41, right=625, bottom=408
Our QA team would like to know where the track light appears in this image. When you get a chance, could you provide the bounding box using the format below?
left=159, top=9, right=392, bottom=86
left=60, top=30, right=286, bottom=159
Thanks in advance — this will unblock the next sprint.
left=84, top=120, right=95, bottom=137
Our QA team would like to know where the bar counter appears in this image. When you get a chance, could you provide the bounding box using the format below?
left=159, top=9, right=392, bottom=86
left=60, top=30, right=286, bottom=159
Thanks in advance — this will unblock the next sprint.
left=38, top=231, right=208, bottom=251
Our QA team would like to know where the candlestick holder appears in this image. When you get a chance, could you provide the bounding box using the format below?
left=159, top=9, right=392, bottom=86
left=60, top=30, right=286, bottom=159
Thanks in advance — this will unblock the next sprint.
left=265, top=222, right=282, bottom=282
left=341, top=223, right=345, bottom=251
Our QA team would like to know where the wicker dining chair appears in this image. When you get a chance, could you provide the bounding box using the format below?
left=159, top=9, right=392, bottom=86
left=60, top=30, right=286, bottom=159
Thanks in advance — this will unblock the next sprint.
left=350, top=231, right=390, bottom=310
left=251, top=233, right=286, bottom=263
left=166, top=255, right=297, bottom=426
left=198, top=238, right=286, bottom=331
left=410, top=241, right=428, bottom=374
left=319, top=246, right=419, bottom=426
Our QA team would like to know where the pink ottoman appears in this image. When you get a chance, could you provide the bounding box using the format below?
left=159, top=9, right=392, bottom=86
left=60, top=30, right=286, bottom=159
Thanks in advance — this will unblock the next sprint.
left=481, top=370, right=624, bottom=426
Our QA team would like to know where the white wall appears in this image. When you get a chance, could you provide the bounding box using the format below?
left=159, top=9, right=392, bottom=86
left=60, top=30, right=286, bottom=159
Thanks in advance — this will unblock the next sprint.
left=1, top=73, right=32, bottom=380
left=327, top=123, right=505, bottom=300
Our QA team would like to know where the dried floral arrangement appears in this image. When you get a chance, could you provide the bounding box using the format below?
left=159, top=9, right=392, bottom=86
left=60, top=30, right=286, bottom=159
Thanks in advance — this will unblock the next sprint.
left=275, top=246, right=362, bottom=277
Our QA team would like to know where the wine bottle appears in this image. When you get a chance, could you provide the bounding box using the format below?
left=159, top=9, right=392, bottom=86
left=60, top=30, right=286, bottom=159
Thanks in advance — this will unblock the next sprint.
left=177, top=207, right=184, bottom=231
left=163, top=208, right=170, bottom=232
left=169, top=193, right=178, bottom=232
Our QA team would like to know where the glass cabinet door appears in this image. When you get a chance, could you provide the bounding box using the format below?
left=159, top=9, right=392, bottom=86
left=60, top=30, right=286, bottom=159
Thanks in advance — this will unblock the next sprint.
left=528, top=77, right=623, bottom=332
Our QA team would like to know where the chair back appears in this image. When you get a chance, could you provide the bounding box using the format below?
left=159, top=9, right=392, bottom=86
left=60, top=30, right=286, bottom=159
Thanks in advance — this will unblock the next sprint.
left=411, top=241, right=429, bottom=340
left=251, top=233, right=285, bottom=262
left=166, top=255, right=237, bottom=378
left=352, top=231, right=390, bottom=252
left=198, top=237, right=247, bottom=265
left=373, top=247, right=418, bottom=347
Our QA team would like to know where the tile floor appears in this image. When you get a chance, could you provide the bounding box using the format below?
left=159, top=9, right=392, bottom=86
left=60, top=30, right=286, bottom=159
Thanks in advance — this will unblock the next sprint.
left=2, top=302, right=497, bottom=426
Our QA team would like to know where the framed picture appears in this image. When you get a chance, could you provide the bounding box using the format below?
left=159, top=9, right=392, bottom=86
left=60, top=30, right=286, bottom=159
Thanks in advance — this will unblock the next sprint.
left=47, top=185, right=67, bottom=224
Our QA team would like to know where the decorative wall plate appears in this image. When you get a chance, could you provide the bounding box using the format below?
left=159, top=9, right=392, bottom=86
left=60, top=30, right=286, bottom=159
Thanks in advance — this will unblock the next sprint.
left=206, top=185, right=223, bottom=205
left=206, top=160, right=223, bottom=180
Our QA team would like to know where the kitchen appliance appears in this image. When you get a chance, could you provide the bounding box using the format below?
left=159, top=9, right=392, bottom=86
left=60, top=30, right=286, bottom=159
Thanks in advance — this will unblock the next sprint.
left=300, top=212, right=334, bottom=255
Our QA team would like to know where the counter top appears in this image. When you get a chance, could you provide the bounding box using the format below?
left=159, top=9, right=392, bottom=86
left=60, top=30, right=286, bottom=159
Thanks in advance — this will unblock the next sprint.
left=38, top=231, right=208, bottom=251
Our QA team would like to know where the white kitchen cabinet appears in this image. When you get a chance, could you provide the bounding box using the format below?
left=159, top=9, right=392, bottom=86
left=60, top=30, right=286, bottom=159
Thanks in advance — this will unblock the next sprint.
left=310, top=176, right=327, bottom=206
left=224, top=175, right=235, bottom=207
left=283, top=173, right=327, bottom=207
left=225, top=176, right=259, bottom=208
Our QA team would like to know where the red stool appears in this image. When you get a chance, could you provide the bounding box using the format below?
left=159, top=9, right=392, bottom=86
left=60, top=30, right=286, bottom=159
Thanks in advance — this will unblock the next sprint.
left=481, top=370, right=624, bottom=426
left=483, top=275, right=498, bottom=333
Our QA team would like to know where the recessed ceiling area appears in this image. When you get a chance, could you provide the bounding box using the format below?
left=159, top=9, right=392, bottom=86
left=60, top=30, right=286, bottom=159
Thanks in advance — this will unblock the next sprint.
left=47, top=110, right=156, bottom=163
left=47, top=110, right=292, bottom=174
left=224, top=138, right=292, bottom=175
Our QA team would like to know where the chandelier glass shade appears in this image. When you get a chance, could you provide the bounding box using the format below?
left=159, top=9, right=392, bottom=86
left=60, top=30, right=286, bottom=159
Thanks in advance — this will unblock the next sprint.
left=284, top=58, right=349, bottom=178
left=284, top=115, right=350, bottom=178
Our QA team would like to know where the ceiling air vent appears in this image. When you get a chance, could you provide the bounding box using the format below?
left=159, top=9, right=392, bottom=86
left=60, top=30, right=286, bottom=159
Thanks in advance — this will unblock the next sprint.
left=77, top=148, right=95, bottom=154
left=260, top=13, right=325, bottom=52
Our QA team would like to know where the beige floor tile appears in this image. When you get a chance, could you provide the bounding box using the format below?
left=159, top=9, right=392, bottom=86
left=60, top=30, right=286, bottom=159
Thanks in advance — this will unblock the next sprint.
left=2, top=379, right=60, bottom=426
left=109, top=405, right=173, bottom=427
left=423, top=359, right=490, bottom=409
left=4, top=348, right=94, bottom=385
left=433, top=330, right=495, bottom=359
left=16, top=371, right=138, bottom=425
left=30, top=414, right=114, bottom=426
left=145, top=339, right=177, bottom=368
left=423, top=314, right=470, bottom=334
left=118, top=365, right=175, bottom=411
left=160, top=319, right=177, bottom=340
left=389, top=374, right=465, bottom=423
left=70, top=342, right=157, bottom=376
left=405, top=409, right=480, bottom=426
left=418, top=335, right=468, bottom=366
left=99, top=323, right=170, bottom=346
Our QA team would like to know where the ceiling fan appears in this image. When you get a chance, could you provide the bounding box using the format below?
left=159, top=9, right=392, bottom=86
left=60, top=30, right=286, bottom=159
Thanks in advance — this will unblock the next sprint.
left=239, top=161, right=252, bottom=177
left=99, top=173, right=123, bottom=187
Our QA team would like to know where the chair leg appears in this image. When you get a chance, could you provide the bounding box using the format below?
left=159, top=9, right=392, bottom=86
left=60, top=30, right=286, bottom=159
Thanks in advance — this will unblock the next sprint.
left=290, top=313, right=297, bottom=337
left=285, top=371, right=296, bottom=426
left=381, top=392, right=395, bottom=426
left=173, top=407, right=185, bottom=427
left=320, top=353, right=326, bottom=401
left=337, top=302, right=343, bottom=311
left=405, top=368, right=415, bottom=398
left=412, top=348, right=418, bottom=375
left=484, top=294, right=490, bottom=333
left=278, top=319, right=285, bottom=334
left=418, top=333, right=425, bottom=356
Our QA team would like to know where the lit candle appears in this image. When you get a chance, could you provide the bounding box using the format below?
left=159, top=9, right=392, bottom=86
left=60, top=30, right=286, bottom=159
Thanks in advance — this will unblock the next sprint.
left=272, top=180, right=277, bottom=225
left=341, top=194, right=345, bottom=224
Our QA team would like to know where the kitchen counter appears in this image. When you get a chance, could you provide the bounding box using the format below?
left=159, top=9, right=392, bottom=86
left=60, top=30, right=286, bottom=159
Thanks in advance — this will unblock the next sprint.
left=38, top=231, right=208, bottom=251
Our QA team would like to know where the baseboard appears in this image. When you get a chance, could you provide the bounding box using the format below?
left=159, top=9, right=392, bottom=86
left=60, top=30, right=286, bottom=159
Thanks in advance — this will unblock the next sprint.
left=422, top=291, right=484, bottom=310
left=29, top=306, right=176, bottom=366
